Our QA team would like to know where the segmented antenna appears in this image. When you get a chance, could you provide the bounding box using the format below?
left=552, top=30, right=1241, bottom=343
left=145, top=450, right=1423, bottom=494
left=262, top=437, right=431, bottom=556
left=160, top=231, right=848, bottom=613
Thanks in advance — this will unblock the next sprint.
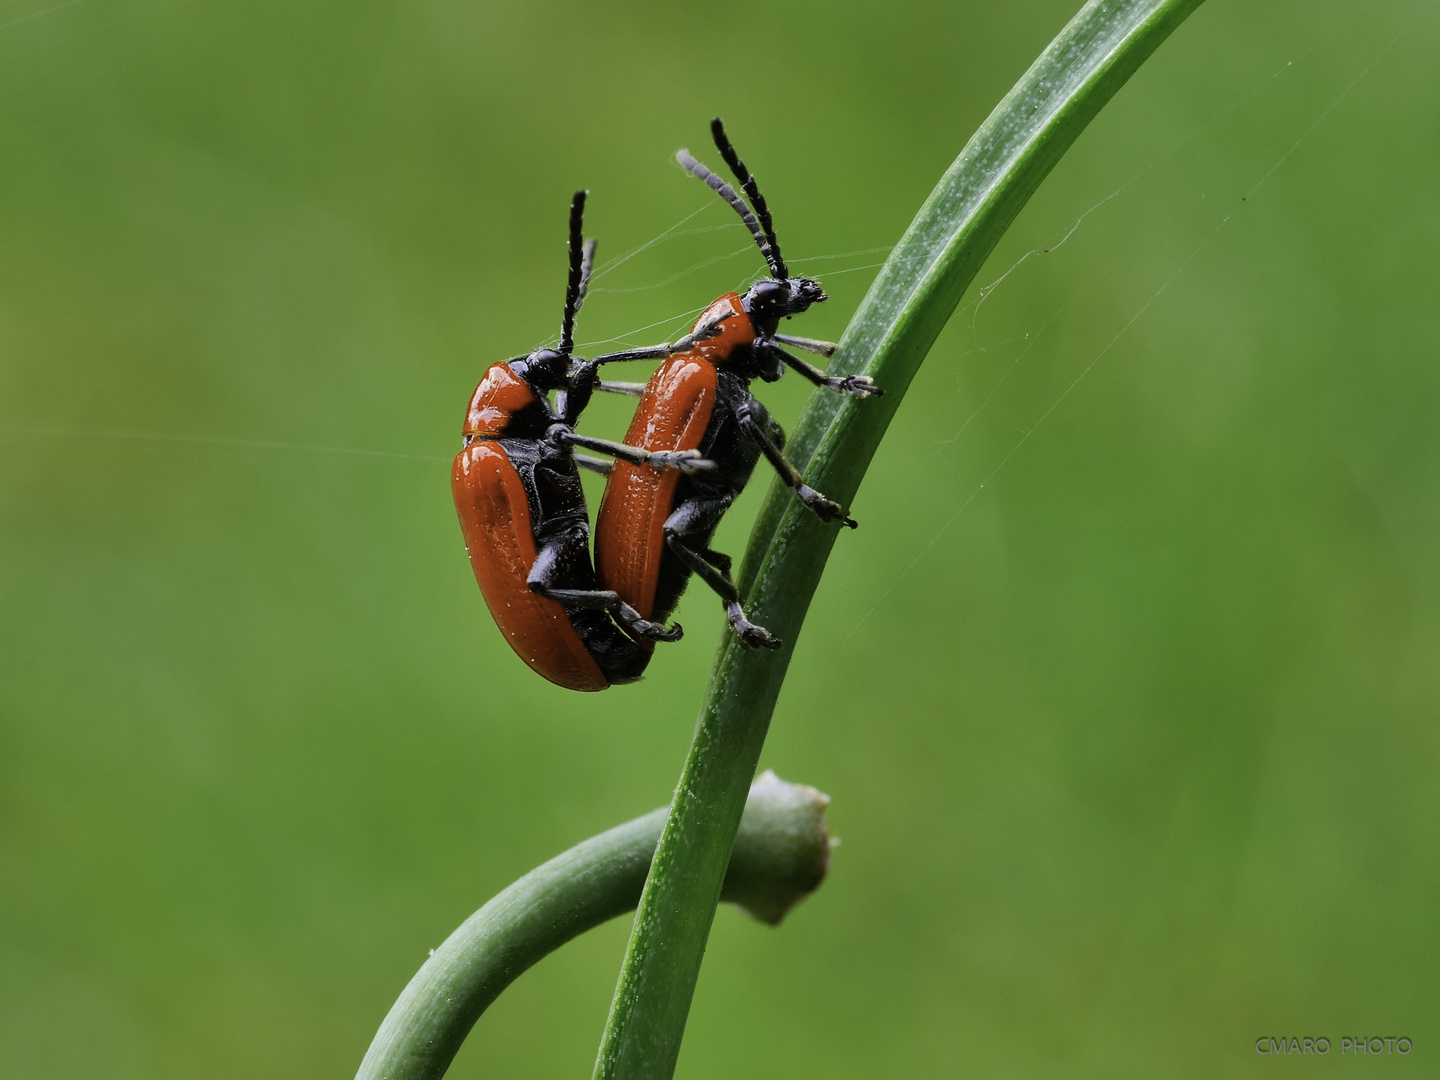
left=559, top=190, right=589, bottom=355
left=709, top=118, right=788, bottom=280
left=676, top=148, right=786, bottom=280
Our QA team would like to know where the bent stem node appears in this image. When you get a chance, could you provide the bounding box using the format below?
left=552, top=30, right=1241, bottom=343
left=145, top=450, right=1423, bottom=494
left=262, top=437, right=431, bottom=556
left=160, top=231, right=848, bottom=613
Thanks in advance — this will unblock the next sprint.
left=356, top=772, right=831, bottom=1080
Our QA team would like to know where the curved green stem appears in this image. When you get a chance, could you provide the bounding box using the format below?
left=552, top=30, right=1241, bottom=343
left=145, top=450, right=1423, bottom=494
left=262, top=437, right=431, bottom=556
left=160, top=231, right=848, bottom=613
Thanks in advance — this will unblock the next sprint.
left=592, top=2, right=1208, bottom=1078
left=355, top=772, right=831, bottom=1080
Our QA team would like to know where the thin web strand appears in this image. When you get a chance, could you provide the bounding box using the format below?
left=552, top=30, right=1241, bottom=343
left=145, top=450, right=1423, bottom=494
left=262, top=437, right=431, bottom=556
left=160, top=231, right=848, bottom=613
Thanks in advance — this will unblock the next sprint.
left=844, top=12, right=1416, bottom=645
left=935, top=307, right=1067, bottom=448
left=964, top=0, right=1389, bottom=340
left=0, top=425, right=446, bottom=463
left=0, top=0, right=84, bottom=32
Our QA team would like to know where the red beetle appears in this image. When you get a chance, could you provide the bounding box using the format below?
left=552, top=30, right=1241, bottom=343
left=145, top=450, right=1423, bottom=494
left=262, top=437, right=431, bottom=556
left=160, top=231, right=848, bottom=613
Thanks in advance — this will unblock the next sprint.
left=451, top=192, right=714, bottom=690
left=589, top=120, right=883, bottom=649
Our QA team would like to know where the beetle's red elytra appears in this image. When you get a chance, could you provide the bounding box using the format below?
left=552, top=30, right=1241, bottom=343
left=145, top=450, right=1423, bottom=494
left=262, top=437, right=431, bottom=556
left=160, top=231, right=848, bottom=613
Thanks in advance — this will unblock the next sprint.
left=596, top=340, right=724, bottom=638
left=453, top=438, right=610, bottom=691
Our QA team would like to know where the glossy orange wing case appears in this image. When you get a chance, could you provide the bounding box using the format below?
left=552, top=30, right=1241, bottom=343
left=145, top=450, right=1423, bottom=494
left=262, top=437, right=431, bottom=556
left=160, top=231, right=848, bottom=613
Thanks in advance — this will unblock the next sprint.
left=452, top=439, right=610, bottom=692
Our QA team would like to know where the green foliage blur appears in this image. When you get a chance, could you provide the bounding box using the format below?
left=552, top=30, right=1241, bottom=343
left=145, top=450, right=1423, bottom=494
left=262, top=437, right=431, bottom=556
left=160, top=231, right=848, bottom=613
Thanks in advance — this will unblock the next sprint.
left=2, top=0, right=1436, bottom=1075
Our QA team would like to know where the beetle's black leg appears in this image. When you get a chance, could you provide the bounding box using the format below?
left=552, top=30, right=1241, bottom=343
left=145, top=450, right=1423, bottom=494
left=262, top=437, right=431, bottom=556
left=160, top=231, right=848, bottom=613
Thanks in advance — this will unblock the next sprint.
left=771, top=332, right=837, bottom=358
left=547, top=426, right=717, bottom=473
left=574, top=453, right=614, bottom=477
left=673, top=312, right=730, bottom=349
left=536, top=588, right=683, bottom=642
left=585, top=314, right=730, bottom=367
left=596, top=380, right=648, bottom=396
left=698, top=547, right=732, bottom=578
left=587, top=343, right=675, bottom=365
left=558, top=359, right=601, bottom=424
left=664, top=534, right=780, bottom=650
left=759, top=340, right=882, bottom=399
left=527, top=536, right=682, bottom=642
left=661, top=497, right=779, bottom=649
left=735, top=399, right=858, bottom=528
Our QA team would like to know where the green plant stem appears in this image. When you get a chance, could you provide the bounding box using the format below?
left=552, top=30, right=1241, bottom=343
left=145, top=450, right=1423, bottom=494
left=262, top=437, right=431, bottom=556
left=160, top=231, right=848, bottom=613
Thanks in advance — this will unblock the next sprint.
left=592, top=2, right=1207, bottom=1078
left=355, top=772, right=831, bottom=1080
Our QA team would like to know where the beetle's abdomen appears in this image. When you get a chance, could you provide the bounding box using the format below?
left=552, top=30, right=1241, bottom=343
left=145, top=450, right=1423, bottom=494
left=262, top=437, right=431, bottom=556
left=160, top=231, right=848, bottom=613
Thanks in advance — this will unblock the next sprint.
left=452, top=440, right=609, bottom=691
left=462, top=362, right=539, bottom=437
left=596, top=356, right=718, bottom=624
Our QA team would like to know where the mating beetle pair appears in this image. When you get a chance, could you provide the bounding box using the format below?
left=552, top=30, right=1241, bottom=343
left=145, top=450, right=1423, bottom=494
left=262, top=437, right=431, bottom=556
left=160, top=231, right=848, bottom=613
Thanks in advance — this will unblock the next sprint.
left=452, top=120, right=881, bottom=690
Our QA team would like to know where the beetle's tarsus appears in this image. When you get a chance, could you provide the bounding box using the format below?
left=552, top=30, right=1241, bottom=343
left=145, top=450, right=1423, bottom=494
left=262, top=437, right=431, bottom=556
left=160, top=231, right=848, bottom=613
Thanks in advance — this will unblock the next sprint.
left=796, top=484, right=855, bottom=527
left=828, top=374, right=883, bottom=398
left=726, top=602, right=781, bottom=650
left=645, top=449, right=717, bottom=473
left=672, top=316, right=728, bottom=353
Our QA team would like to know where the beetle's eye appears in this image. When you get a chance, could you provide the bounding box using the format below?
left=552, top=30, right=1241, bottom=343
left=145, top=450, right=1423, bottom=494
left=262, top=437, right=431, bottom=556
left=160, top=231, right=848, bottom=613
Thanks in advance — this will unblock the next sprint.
left=747, top=280, right=787, bottom=316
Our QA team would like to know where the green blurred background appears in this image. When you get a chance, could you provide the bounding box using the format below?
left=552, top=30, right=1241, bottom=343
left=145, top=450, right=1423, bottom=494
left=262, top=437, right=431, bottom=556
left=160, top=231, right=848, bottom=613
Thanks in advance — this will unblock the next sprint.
left=2, top=0, right=1436, bottom=1075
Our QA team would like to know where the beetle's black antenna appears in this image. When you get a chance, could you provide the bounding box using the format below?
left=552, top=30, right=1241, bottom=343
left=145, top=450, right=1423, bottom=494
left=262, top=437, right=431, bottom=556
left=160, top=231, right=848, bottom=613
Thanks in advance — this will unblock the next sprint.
left=676, top=148, right=785, bottom=280
left=709, top=118, right=788, bottom=280
left=560, top=190, right=589, bottom=356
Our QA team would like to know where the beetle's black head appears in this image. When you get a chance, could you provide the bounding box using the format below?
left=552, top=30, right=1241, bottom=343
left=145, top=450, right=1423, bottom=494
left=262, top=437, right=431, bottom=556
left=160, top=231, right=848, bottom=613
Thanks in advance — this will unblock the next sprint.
left=512, top=348, right=569, bottom=392
left=742, top=276, right=827, bottom=335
